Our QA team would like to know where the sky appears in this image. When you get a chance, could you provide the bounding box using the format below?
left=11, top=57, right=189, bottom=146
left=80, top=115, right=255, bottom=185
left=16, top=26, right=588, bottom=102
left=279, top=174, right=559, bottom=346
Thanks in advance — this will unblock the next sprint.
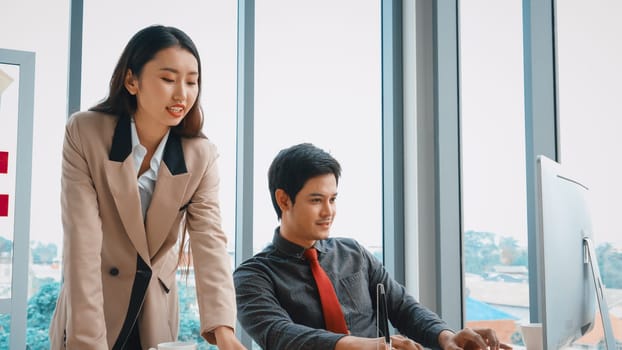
left=1, top=0, right=622, bottom=258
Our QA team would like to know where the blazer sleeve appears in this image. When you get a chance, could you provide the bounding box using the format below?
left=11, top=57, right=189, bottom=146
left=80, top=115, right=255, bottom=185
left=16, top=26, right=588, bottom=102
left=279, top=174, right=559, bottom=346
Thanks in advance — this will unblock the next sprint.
left=60, top=115, right=109, bottom=349
left=185, top=141, right=237, bottom=344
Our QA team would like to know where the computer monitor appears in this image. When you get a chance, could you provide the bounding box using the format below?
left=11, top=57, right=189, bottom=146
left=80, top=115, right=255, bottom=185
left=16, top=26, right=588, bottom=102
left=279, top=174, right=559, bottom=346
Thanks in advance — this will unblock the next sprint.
left=535, top=155, right=616, bottom=349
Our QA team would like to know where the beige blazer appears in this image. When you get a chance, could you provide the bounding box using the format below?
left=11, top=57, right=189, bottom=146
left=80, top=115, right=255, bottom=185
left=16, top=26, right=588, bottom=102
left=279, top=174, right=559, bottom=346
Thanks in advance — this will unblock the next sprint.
left=49, top=111, right=236, bottom=349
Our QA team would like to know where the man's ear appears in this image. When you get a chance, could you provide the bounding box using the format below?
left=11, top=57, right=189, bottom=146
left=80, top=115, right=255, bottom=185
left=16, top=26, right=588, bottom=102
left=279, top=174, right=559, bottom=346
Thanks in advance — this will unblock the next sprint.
left=124, top=69, right=138, bottom=95
left=275, top=189, right=291, bottom=213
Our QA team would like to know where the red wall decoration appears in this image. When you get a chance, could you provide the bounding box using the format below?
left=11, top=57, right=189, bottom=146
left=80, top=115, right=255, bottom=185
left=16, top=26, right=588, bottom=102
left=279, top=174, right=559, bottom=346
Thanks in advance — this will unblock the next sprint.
left=0, top=194, right=7, bottom=217
left=1, top=151, right=8, bottom=216
left=0, top=151, right=7, bottom=174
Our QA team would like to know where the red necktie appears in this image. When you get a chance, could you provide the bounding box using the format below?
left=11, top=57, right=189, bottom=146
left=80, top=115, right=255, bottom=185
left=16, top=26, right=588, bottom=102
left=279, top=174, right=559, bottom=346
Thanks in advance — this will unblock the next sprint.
left=304, top=247, right=349, bottom=334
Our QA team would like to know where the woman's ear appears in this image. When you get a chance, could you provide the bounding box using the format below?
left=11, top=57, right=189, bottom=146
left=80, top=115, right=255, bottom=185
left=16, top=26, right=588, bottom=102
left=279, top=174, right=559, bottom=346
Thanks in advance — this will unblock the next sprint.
left=124, top=69, right=138, bottom=95
left=275, top=189, right=291, bottom=213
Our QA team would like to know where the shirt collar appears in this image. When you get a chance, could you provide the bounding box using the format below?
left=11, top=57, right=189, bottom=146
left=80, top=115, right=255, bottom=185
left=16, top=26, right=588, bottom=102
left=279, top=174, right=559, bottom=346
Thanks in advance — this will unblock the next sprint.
left=130, top=118, right=170, bottom=176
left=272, top=227, right=329, bottom=260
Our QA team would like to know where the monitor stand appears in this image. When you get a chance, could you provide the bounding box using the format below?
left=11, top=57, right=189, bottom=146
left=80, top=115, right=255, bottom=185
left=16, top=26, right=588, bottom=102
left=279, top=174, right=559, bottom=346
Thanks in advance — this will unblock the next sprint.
left=584, top=237, right=617, bottom=349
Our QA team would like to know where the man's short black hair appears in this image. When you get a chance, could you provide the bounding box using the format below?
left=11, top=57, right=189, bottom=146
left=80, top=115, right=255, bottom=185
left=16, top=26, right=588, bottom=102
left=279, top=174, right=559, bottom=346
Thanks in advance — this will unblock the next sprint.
left=268, top=143, right=342, bottom=220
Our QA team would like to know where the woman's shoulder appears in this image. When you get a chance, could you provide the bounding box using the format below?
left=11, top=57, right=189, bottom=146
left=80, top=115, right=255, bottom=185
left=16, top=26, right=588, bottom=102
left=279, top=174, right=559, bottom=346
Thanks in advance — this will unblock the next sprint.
left=181, top=134, right=219, bottom=160
left=66, top=110, right=118, bottom=130
left=64, top=111, right=120, bottom=150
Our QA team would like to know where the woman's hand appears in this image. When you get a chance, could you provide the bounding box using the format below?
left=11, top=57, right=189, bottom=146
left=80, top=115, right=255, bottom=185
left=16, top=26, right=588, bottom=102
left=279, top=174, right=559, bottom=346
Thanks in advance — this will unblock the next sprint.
left=214, top=326, right=247, bottom=350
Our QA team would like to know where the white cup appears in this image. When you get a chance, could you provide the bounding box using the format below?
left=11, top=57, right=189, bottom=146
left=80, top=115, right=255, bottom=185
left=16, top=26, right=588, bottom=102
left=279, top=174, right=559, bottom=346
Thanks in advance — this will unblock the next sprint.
left=520, top=323, right=543, bottom=350
left=148, top=341, right=197, bottom=350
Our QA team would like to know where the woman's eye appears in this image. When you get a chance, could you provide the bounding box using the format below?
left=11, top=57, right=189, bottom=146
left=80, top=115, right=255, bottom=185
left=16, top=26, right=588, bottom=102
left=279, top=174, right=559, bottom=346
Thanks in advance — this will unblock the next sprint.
left=186, top=81, right=198, bottom=86
left=161, top=77, right=174, bottom=83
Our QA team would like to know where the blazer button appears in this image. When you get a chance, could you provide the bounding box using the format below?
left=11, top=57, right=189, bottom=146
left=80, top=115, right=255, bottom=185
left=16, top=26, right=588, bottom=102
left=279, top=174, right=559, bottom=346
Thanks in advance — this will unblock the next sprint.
left=109, top=267, right=119, bottom=276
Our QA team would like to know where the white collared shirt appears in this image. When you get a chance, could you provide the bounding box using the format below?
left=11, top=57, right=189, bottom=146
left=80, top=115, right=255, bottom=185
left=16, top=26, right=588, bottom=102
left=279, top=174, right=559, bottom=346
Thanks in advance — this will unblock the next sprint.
left=130, top=119, right=170, bottom=219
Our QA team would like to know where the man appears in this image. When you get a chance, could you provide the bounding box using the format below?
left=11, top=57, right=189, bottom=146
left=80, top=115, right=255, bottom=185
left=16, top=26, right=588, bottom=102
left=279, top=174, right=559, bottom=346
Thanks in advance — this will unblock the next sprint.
left=234, top=143, right=511, bottom=350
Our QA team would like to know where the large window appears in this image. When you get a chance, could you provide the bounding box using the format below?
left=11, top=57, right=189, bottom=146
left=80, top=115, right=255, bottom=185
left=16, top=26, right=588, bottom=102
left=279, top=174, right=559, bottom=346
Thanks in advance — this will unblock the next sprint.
left=458, top=0, right=529, bottom=345
left=556, top=0, right=622, bottom=346
left=252, top=0, right=383, bottom=258
left=12, top=1, right=622, bottom=349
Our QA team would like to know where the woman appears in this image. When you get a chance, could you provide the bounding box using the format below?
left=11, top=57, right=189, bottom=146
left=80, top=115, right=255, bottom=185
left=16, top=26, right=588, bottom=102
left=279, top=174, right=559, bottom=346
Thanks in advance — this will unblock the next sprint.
left=49, top=25, right=245, bottom=349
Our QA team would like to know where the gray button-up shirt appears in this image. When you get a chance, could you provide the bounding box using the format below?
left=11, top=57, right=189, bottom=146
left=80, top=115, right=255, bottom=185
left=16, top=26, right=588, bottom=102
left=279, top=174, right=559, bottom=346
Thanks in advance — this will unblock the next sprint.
left=233, top=229, right=452, bottom=350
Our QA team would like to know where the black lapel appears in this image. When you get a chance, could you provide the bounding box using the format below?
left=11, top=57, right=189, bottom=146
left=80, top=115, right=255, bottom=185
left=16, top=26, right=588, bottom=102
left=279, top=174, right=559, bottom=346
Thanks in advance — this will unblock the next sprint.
left=162, top=132, right=187, bottom=175
left=108, top=115, right=188, bottom=175
left=109, top=115, right=132, bottom=162
left=112, top=255, right=151, bottom=350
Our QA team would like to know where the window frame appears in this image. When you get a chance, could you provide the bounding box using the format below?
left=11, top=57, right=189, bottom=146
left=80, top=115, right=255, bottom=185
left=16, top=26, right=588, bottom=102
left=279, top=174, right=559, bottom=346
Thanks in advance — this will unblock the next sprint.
left=0, top=47, right=36, bottom=350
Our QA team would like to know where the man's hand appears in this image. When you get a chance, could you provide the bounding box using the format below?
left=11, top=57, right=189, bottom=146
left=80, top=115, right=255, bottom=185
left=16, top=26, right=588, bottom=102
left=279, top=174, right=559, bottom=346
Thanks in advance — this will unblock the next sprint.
left=438, top=328, right=513, bottom=350
left=335, top=335, right=424, bottom=350
left=335, top=335, right=387, bottom=350
left=390, top=334, right=425, bottom=349
left=336, top=327, right=514, bottom=350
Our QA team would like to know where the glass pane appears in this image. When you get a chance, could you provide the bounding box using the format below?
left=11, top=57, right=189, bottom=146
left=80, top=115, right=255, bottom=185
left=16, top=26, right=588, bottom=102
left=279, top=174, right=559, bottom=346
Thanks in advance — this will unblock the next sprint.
left=459, top=0, right=528, bottom=345
left=0, top=64, right=20, bottom=301
left=81, top=2, right=237, bottom=348
left=253, top=0, right=382, bottom=258
left=556, top=0, right=622, bottom=346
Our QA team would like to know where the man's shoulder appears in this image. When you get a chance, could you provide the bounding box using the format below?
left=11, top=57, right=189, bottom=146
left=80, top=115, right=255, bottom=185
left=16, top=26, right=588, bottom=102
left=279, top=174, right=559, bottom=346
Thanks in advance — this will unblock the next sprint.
left=321, top=237, right=383, bottom=266
left=233, top=244, right=277, bottom=273
left=233, top=243, right=293, bottom=290
left=321, top=236, right=364, bottom=251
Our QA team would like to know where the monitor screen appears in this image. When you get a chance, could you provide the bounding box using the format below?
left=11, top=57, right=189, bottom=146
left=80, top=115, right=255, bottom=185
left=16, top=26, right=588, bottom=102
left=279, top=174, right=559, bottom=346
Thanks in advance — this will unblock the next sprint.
left=536, top=155, right=596, bottom=349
